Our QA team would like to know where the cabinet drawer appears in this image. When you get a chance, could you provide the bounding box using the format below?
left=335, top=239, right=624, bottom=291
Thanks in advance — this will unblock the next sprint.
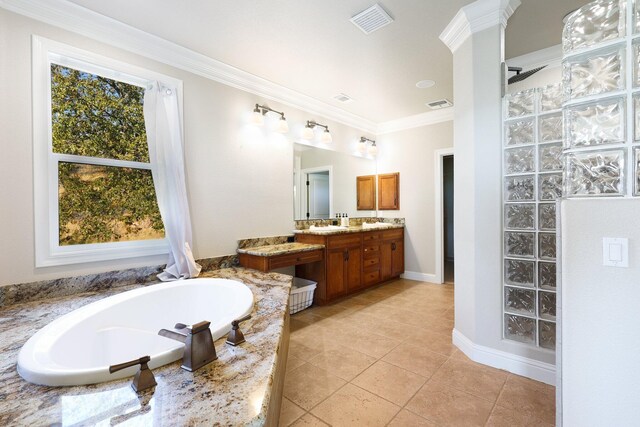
left=268, top=250, right=323, bottom=269
left=363, top=257, right=380, bottom=268
left=363, top=245, right=380, bottom=255
left=382, top=228, right=404, bottom=240
left=327, top=234, right=362, bottom=249
left=362, top=232, right=381, bottom=242
left=363, top=270, right=380, bottom=286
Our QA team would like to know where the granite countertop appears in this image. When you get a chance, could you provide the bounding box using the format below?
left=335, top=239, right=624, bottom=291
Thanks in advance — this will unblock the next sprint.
left=0, top=268, right=291, bottom=426
left=237, top=242, right=325, bottom=256
left=293, top=224, right=404, bottom=235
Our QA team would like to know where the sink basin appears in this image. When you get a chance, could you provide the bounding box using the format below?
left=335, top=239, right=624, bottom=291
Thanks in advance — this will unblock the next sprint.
left=309, top=225, right=347, bottom=232
left=362, top=222, right=393, bottom=229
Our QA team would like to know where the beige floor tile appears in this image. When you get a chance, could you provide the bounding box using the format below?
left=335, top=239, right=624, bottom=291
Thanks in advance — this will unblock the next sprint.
left=388, top=409, right=436, bottom=426
left=429, top=358, right=508, bottom=402
left=406, top=380, right=494, bottom=426
left=311, top=383, right=400, bottom=427
left=496, top=375, right=556, bottom=425
left=486, top=404, right=555, bottom=427
left=382, top=342, right=448, bottom=378
left=335, top=328, right=401, bottom=358
left=411, top=328, right=457, bottom=356
left=341, top=310, right=412, bottom=340
left=290, top=413, right=329, bottom=427
left=288, top=339, right=323, bottom=361
left=286, top=356, right=306, bottom=374
left=283, top=363, right=346, bottom=411
left=279, top=398, right=306, bottom=426
left=352, top=360, right=427, bottom=406
left=307, top=346, right=376, bottom=381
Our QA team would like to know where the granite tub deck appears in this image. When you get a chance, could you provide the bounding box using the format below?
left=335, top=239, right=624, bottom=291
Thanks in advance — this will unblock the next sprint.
left=0, top=268, right=292, bottom=426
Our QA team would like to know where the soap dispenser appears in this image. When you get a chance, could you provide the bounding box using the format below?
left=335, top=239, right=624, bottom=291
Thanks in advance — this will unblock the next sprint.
left=341, top=213, right=349, bottom=227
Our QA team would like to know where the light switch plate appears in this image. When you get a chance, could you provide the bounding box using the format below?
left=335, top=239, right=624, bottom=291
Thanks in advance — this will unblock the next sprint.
left=603, top=237, right=629, bottom=267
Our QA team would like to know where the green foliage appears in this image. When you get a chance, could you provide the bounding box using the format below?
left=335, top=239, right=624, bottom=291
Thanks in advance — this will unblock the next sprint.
left=52, top=64, right=164, bottom=245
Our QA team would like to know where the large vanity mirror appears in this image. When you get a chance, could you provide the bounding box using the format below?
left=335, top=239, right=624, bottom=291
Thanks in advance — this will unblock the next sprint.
left=294, top=143, right=376, bottom=220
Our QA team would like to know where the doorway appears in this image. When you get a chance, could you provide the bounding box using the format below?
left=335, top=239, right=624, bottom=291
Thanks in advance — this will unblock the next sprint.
left=300, top=166, right=332, bottom=220
left=442, top=155, right=454, bottom=284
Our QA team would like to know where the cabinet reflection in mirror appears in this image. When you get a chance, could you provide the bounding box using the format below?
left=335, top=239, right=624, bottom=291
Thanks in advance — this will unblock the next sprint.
left=294, top=143, right=376, bottom=220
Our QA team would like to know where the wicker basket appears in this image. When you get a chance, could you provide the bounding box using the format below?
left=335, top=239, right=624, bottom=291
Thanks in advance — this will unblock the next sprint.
left=290, top=277, right=317, bottom=315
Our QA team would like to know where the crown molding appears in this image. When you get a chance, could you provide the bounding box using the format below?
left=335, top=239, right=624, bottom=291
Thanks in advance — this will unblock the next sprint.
left=0, top=0, right=379, bottom=133
left=506, top=44, right=562, bottom=71
left=439, top=0, right=521, bottom=53
left=376, top=108, right=454, bottom=135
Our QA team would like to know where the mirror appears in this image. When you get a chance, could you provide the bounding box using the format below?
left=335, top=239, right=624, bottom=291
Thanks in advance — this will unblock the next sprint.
left=294, top=143, right=376, bottom=220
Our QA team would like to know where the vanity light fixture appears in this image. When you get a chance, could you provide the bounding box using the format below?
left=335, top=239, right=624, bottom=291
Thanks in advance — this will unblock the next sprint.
left=359, top=137, right=377, bottom=156
left=251, top=103, right=289, bottom=133
left=302, top=120, right=332, bottom=143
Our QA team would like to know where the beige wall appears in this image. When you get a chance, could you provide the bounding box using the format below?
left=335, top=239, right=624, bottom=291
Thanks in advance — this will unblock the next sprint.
left=0, top=10, right=372, bottom=286
left=376, top=121, right=454, bottom=279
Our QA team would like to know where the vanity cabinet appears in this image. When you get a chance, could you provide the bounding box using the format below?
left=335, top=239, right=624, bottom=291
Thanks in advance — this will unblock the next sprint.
left=295, top=227, right=404, bottom=304
left=378, top=172, right=400, bottom=210
left=381, top=228, right=404, bottom=280
left=356, top=175, right=376, bottom=210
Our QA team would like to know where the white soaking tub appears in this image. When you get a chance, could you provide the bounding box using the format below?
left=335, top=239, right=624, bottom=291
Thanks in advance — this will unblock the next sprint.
left=17, top=278, right=254, bottom=386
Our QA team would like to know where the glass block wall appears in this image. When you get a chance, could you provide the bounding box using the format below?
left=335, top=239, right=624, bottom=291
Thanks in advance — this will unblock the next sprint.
left=503, top=84, right=562, bottom=349
left=563, top=0, right=638, bottom=196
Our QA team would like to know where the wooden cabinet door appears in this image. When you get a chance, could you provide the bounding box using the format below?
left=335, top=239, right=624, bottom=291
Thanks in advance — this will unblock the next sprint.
left=346, top=246, right=363, bottom=292
left=326, top=248, right=347, bottom=299
left=356, top=175, right=376, bottom=210
left=391, top=239, right=404, bottom=277
left=378, top=173, right=399, bottom=210
left=380, top=241, right=392, bottom=281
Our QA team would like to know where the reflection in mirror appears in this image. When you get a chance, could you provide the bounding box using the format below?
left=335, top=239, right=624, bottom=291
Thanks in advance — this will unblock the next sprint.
left=294, top=143, right=376, bottom=220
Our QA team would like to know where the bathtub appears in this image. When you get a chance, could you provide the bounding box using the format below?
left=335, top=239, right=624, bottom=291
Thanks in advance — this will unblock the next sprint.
left=17, top=278, right=254, bottom=386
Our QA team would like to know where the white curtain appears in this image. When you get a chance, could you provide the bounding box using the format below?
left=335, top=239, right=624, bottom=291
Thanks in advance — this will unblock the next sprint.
left=144, top=82, right=201, bottom=281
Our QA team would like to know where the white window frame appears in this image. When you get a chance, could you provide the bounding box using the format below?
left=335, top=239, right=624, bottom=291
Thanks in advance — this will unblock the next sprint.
left=33, top=36, right=182, bottom=267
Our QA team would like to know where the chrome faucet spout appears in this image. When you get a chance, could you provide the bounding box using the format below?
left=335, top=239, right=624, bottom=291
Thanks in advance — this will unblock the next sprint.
left=158, top=328, right=187, bottom=343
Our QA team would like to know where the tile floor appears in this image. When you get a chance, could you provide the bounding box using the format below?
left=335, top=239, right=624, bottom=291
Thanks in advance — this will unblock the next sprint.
left=280, top=279, right=555, bottom=427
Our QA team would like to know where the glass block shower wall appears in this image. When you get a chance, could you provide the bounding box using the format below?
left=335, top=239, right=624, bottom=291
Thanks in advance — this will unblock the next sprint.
left=563, top=0, right=638, bottom=197
left=503, top=84, right=562, bottom=349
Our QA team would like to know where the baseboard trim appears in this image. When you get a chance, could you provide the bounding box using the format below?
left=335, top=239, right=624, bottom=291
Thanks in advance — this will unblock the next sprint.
left=400, top=271, right=439, bottom=284
left=452, top=328, right=556, bottom=385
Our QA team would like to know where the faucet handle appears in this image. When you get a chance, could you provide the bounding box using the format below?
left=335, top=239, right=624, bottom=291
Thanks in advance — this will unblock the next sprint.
left=109, top=355, right=157, bottom=392
left=226, top=314, right=252, bottom=346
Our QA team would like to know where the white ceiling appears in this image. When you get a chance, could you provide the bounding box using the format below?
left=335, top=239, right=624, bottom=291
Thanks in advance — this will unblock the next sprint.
left=66, top=0, right=588, bottom=123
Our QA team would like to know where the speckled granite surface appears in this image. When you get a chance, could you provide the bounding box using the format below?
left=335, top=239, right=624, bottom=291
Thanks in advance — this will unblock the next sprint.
left=293, top=224, right=404, bottom=235
left=293, top=217, right=405, bottom=230
left=237, top=243, right=324, bottom=256
left=237, top=236, right=293, bottom=250
left=0, top=268, right=291, bottom=426
left=0, top=255, right=240, bottom=308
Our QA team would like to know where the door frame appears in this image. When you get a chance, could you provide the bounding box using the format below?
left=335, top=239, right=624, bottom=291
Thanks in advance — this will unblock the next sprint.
left=300, top=166, right=333, bottom=219
left=434, top=148, right=454, bottom=284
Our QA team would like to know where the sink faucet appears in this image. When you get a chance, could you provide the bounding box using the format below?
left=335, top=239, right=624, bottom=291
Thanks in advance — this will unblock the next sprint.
left=158, top=320, right=217, bottom=371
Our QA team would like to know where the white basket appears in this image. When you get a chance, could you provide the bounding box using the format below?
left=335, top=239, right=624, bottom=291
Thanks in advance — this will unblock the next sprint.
left=290, top=277, right=317, bottom=315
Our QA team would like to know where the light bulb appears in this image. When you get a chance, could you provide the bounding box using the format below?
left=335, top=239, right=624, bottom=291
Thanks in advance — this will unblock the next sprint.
left=357, top=141, right=367, bottom=153
left=321, top=129, right=332, bottom=143
left=368, top=143, right=378, bottom=156
left=250, top=110, right=264, bottom=126
left=302, top=125, right=314, bottom=140
left=276, top=117, right=289, bottom=133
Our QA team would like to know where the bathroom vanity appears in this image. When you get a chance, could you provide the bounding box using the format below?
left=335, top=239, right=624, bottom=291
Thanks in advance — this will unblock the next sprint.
left=294, top=226, right=404, bottom=304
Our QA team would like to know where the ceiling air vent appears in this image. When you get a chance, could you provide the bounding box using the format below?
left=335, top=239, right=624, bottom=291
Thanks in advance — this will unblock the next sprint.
left=350, top=4, right=394, bottom=35
left=333, top=93, right=354, bottom=103
left=426, top=99, right=453, bottom=110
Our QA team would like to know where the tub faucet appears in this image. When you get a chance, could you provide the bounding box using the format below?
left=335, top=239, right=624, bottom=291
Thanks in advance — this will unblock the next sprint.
left=158, top=320, right=217, bottom=372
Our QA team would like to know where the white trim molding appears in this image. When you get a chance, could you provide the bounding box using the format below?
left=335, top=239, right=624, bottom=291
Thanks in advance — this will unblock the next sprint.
left=377, top=108, right=454, bottom=135
left=1, top=0, right=378, bottom=134
left=506, top=44, right=563, bottom=71
left=439, top=0, right=521, bottom=53
left=452, top=329, right=556, bottom=385
left=401, top=271, right=439, bottom=284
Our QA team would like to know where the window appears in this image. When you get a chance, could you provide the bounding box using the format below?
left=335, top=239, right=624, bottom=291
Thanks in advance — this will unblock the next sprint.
left=33, top=37, right=181, bottom=266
